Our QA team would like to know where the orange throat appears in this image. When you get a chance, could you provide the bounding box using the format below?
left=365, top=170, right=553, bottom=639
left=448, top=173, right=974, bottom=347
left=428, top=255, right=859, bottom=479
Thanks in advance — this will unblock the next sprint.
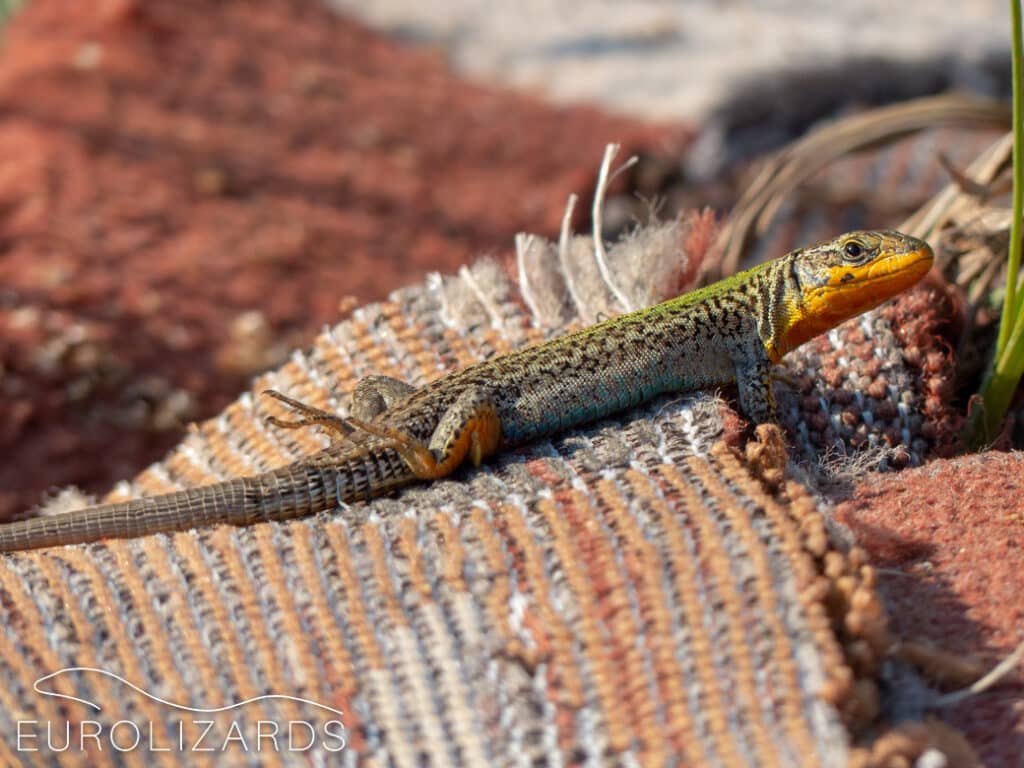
left=776, top=246, right=933, bottom=359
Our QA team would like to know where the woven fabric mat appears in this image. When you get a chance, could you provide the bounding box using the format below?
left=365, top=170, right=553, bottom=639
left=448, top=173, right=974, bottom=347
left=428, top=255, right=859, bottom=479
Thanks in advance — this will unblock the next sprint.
left=0, top=230, right=946, bottom=766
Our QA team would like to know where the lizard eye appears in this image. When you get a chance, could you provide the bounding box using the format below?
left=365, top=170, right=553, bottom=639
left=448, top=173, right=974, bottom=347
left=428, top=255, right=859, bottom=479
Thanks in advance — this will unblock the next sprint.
left=843, top=240, right=866, bottom=261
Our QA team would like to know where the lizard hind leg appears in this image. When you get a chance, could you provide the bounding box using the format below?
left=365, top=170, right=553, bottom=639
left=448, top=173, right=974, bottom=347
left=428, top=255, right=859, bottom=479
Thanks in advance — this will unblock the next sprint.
left=345, top=385, right=502, bottom=481
left=261, top=389, right=358, bottom=443
left=264, top=375, right=419, bottom=445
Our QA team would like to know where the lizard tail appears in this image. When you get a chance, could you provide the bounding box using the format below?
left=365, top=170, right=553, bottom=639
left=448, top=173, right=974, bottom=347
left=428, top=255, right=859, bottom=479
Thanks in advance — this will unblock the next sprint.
left=0, top=462, right=358, bottom=553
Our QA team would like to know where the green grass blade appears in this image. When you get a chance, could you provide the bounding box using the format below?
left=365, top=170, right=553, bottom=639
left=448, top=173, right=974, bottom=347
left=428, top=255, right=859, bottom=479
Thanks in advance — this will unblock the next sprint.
left=998, top=0, right=1024, bottom=353
left=968, top=0, right=1024, bottom=446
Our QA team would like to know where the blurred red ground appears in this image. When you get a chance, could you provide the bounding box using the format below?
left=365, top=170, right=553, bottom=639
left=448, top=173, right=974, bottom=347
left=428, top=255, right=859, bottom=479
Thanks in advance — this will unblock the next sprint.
left=837, top=453, right=1024, bottom=766
left=0, top=0, right=677, bottom=517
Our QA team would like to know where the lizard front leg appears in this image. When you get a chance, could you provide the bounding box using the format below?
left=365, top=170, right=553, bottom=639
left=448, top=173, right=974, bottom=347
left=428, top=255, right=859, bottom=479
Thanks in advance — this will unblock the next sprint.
left=344, top=386, right=502, bottom=480
left=735, top=356, right=777, bottom=424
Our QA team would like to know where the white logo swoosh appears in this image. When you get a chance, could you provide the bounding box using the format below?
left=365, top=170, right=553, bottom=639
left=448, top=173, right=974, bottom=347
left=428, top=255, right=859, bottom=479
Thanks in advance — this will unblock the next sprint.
left=34, top=667, right=344, bottom=717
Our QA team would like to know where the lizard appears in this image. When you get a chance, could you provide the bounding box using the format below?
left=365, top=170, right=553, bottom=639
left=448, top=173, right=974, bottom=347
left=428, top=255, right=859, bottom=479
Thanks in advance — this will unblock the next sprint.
left=0, top=229, right=932, bottom=552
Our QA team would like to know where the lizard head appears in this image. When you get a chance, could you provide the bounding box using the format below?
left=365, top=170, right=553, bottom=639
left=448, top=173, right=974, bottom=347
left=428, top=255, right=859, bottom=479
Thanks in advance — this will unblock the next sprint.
left=773, top=230, right=933, bottom=360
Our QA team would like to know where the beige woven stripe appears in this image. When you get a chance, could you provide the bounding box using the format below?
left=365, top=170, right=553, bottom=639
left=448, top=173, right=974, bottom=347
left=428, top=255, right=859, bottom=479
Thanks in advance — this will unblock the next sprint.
left=647, top=462, right=748, bottom=765
left=414, top=602, right=491, bottom=766
left=659, top=463, right=778, bottom=768
left=700, top=452, right=820, bottom=760
left=431, top=512, right=466, bottom=591
left=618, top=469, right=705, bottom=763
left=35, top=554, right=147, bottom=768
left=0, top=559, right=90, bottom=768
left=196, top=415, right=251, bottom=479
left=361, top=525, right=408, bottom=629
left=391, top=624, right=453, bottom=766
left=427, top=511, right=506, bottom=749
left=382, top=300, right=439, bottom=378
left=163, top=444, right=218, bottom=491
left=223, top=399, right=279, bottom=472
left=128, top=466, right=178, bottom=500
left=488, top=501, right=583, bottom=701
left=286, top=524, right=362, bottom=749
left=713, top=442, right=856, bottom=707
left=0, top=705, right=20, bottom=768
left=590, top=478, right=666, bottom=764
left=390, top=517, right=475, bottom=766
left=348, top=518, right=452, bottom=765
left=479, top=499, right=574, bottom=762
left=320, top=523, right=417, bottom=767
left=125, top=537, right=217, bottom=768
left=535, top=492, right=627, bottom=752
left=134, top=536, right=223, bottom=700
left=207, top=526, right=304, bottom=719
left=392, top=517, right=494, bottom=765
left=458, top=501, right=549, bottom=762
left=131, top=536, right=223, bottom=753
left=567, top=484, right=649, bottom=754
left=364, top=667, right=417, bottom=768
left=60, top=552, right=178, bottom=768
left=310, top=331, right=354, bottom=387
left=322, top=524, right=385, bottom=670
left=0, top=648, right=25, bottom=766
left=169, top=534, right=261, bottom=704
left=357, top=522, right=452, bottom=762
left=466, top=506, right=522, bottom=667
left=252, top=525, right=327, bottom=693
left=689, top=455, right=795, bottom=766
left=358, top=312, right=406, bottom=376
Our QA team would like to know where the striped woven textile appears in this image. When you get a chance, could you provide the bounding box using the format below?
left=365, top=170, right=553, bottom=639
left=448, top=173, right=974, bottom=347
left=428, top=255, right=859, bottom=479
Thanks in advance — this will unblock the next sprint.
left=0, top=227, right=943, bottom=766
